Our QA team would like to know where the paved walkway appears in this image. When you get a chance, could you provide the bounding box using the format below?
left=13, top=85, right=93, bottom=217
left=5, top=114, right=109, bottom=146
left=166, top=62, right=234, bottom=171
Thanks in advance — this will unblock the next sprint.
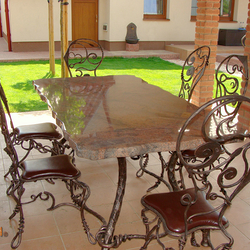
left=0, top=37, right=245, bottom=63
left=0, top=37, right=179, bottom=62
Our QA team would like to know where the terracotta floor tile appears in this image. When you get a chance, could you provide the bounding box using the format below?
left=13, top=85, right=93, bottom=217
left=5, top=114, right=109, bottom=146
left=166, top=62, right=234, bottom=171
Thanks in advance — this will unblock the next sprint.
left=0, top=219, right=15, bottom=245
left=62, top=231, right=100, bottom=250
left=85, top=185, right=120, bottom=207
left=79, top=172, right=115, bottom=190
left=0, top=185, right=9, bottom=202
left=15, top=236, right=65, bottom=250
left=53, top=206, right=91, bottom=234
left=1, top=125, right=250, bottom=249
left=0, top=200, right=12, bottom=221
left=12, top=214, right=59, bottom=241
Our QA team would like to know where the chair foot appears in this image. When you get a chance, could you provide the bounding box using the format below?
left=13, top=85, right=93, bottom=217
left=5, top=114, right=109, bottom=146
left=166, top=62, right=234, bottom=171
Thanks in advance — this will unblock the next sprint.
left=179, top=236, right=187, bottom=250
left=190, top=232, right=200, bottom=247
left=201, top=229, right=212, bottom=248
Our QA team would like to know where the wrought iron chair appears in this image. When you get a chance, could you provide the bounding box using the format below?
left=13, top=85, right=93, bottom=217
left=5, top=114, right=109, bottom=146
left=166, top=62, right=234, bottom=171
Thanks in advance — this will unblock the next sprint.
left=135, top=46, right=211, bottom=192
left=178, top=45, right=211, bottom=101
left=215, top=54, right=248, bottom=100
left=0, top=98, right=91, bottom=249
left=64, top=38, right=104, bottom=77
left=167, top=54, right=249, bottom=192
left=0, top=83, right=71, bottom=178
left=140, top=95, right=250, bottom=250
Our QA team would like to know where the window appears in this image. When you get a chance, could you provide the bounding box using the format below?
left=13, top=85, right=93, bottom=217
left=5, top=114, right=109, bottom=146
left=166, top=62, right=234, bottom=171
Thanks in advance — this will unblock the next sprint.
left=191, top=0, right=235, bottom=22
left=144, top=0, right=167, bottom=20
left=220, top=0, right=235, bottom=21
left=191, top=0, right=198, bottom=21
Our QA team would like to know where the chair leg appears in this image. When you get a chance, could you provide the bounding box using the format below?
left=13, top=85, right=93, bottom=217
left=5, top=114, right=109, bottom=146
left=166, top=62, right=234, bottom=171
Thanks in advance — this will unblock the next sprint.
left=8, top=181, right=25, bottom=249
left=135, top=154, right=149, bottom=178
left=201, top=229, right=214, bottom=248
left=178, top=236, right=187, bottom=250
left=190, top=232, right=200, bottom=247
left=146, top=152, right=167, bottom=192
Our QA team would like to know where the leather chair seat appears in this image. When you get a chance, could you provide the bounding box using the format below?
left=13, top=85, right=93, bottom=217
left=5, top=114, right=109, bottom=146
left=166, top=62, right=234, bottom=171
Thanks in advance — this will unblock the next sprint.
left=142, top=188, right=228, bottom=234
left=21, top=155, right=80, bottom=181
left=15, top=122, right=62, bottom=140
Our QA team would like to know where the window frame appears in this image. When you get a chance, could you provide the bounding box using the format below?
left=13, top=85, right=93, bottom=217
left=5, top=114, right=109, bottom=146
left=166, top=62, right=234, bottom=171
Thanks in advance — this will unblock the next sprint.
left=143, top=0, right=167, bottom=20
left=219, top=0, right=235, bottom=22
left=191, top=0, right=235, bottom=22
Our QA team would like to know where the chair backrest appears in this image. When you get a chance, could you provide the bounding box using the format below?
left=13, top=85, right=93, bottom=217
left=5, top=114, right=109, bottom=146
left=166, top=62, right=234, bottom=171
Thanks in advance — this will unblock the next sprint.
left=63, top=38, right=104, bottom=77
left=216, top=55, right=248, bottom=97
left=0, top=98, right=20, bottom=180
left=178, top=46, right=211, bottom=102
left=176, top=95, right=250, bottom=233
left=0, top=82, right=15, bottom=130
left=215, top=55, right=249, bottom=116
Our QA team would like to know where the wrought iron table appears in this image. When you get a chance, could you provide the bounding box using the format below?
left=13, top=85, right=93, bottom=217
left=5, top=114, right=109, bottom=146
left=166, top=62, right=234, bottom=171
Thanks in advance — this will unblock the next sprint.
left=33, top=75, right=201, bottom=249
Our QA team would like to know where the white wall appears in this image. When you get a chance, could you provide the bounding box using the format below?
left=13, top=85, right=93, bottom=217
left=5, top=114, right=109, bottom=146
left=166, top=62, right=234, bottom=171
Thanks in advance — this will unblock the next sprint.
left=1, top=0, right=7, bottom=34
left=2, top=0, right=248, bottom=44
left=99, top=0, right=111, bottom=41
left=99, top=0, right=195, bottom=42
left=218, top=0, right=248, bottom=30
left=8, top=0, right=61, bottom=42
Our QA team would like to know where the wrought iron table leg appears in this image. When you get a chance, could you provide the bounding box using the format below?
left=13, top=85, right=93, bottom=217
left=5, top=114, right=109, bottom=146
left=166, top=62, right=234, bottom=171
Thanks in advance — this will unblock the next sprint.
left=101, top=157, right=127, bottom=249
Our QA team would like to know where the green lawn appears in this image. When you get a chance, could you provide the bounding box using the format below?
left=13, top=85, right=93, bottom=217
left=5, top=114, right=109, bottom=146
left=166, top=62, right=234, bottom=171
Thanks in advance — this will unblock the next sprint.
left=0, top=57, right=241, bottom=113
left=0, top=57, right=183, bottom=112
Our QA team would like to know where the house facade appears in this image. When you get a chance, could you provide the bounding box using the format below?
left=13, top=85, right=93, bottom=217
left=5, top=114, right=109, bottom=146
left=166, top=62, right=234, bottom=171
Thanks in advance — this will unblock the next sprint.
left=0, top=0, right=248, bottom=52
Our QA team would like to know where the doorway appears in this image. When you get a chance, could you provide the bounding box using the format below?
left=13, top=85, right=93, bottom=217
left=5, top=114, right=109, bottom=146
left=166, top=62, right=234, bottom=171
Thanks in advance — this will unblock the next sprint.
left=72, top=0, right=98, bottom=42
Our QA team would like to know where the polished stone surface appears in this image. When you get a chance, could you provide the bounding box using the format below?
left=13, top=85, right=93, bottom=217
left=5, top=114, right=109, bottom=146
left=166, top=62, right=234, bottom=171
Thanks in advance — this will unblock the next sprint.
left=33, top=75, right=201, bottom=160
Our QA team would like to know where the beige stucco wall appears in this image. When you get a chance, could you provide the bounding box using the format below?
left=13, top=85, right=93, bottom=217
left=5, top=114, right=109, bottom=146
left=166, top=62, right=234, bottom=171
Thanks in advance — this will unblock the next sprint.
left=8, top=0, right=62, bottom=42
left=1, top=0, right=7, bottom=34
left=99, top=0, right=196, bottom=42
left=1, top=0, right=248, bottom=43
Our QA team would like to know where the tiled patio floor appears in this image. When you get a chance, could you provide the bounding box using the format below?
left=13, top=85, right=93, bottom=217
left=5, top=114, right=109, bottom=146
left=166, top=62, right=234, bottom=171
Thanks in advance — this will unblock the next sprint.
left=0, top=111, right=250, bottom=249
left=0, top=37, right=249, bottom=249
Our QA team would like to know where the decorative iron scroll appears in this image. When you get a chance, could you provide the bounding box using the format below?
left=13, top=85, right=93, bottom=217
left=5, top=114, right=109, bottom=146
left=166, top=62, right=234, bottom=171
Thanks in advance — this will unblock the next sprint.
left=140, top=95, right=250, bottom=250
left=178, top=46, right=211, bottom=102
left=64, top=38, right=104, bottom=77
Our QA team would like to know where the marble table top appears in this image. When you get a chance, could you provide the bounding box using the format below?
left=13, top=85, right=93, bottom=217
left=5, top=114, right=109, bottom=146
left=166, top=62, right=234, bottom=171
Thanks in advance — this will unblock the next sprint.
left=33, top=75, right=202, bottom=160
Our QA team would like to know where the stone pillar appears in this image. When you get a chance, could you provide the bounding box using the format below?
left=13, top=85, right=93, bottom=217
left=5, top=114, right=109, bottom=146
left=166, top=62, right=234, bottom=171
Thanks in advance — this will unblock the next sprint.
left=239, top=0, right=250, bottom=130
left=191, top=0, right=220, bottom=107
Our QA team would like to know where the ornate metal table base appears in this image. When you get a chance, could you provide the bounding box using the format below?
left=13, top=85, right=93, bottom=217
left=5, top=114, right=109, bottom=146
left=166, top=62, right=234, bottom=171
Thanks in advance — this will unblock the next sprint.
left=81, top=157, right=146, bottom=249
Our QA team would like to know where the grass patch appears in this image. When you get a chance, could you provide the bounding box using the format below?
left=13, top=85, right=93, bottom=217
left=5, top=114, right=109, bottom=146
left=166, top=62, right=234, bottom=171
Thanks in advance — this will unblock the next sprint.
left=0, top=57, right=242, bottom=113
left=0, top=57, right=182, bottom=112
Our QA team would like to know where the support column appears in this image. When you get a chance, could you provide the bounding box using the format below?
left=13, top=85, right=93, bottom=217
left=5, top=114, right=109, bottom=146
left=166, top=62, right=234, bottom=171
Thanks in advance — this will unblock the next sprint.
left=60, top=0, right=69, bottom=78
left=191, top=0, right=220, bottom=107
left=48, top=0, right=55, bottom=76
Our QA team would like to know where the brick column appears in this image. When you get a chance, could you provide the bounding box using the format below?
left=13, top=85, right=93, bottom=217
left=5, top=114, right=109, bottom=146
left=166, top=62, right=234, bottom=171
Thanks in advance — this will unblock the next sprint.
left=191, top=0, right=220, bottom=107
left=239, top=0, right=250, bottom=130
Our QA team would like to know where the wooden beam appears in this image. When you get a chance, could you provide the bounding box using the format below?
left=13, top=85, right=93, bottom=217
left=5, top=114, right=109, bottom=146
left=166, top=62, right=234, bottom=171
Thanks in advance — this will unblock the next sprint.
left=4, top=0, right=12, bottom=51
left=60, top=0, right=69, bottom=78
left=48, top=0, right=55, bottom=76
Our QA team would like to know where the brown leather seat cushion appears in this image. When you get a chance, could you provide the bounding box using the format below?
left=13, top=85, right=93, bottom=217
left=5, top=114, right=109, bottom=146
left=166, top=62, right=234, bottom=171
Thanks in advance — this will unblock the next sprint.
left=21, top=155, right=80, bottom=180
left=142, top=188, right=228, bottom=234
left=15, top=122, right=62, bottom=140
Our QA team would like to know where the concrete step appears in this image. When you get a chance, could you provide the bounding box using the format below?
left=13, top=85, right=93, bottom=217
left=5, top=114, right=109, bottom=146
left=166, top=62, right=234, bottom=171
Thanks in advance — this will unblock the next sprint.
left=165, top=44, right=245, bottom=62
left=103, top=50, right=180, bottom=60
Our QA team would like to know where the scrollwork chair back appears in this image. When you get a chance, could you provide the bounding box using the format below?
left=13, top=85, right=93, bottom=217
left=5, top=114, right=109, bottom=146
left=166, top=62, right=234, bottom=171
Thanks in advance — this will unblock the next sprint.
left=64, top=38, right=104, bottom=77
left=141, top=95, right=250, bottom=250
left=178, top=46, right=211, bottom=102
left=215, top=55, right=249, bottom=117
